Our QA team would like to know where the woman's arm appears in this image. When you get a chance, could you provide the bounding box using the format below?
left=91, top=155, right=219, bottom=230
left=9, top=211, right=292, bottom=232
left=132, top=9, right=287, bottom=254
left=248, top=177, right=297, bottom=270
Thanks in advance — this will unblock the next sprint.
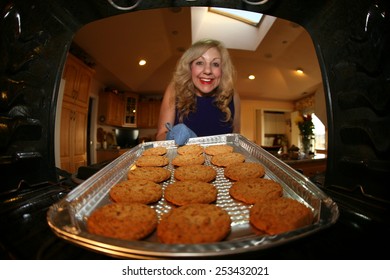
left=233, top=91, right=241, bottom=133
left=156, top=82, right=176, bottom=140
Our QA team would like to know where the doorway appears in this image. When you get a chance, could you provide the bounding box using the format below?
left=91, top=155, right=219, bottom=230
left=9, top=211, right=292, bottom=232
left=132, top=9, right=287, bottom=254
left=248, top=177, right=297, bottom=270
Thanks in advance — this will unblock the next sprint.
left=255, top=109, right=290, bottom=146
left=87, top=96, right=98, bottom=165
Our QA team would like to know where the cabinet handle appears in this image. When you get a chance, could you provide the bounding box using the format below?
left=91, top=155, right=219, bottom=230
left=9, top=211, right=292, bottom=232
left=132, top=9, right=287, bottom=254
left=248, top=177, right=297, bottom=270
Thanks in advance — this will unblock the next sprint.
left=73, top=90, right=78, bottom=99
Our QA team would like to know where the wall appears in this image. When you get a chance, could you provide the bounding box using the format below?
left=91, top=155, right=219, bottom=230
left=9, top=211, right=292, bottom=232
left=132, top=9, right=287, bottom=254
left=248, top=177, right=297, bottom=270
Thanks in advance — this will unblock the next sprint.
left=290, top=110, right=301, bottom=147
left=314, top=86, right=327, bottom=127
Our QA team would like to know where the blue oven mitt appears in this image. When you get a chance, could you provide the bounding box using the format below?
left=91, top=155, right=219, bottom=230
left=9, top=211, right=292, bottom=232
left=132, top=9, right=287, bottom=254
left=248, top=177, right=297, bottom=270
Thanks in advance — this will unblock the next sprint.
left=165, top=123, right=197, bottom=146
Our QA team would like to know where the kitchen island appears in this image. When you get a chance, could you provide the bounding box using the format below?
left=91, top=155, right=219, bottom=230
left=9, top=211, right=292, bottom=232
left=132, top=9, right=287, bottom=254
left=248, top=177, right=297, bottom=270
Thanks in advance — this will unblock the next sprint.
left=282, top=154, right=327, bottom=178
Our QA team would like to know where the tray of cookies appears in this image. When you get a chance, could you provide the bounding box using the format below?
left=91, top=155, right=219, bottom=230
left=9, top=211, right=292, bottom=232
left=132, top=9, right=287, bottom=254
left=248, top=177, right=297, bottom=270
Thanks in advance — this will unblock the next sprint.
left=47, top=133, right=339, bottom=258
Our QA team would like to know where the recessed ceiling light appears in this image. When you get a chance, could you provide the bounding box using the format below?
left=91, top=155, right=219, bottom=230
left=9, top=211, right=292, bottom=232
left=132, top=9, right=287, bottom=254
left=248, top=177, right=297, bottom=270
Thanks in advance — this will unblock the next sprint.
left=296, top=68, right=304, bottom=75
left=248, top=74, right=256, bottom=80
left=139, top=59, right=146, bottom=66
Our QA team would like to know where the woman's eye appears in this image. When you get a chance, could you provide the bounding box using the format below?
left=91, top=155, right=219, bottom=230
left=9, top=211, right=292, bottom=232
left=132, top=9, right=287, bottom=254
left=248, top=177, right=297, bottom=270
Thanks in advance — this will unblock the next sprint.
left=212, top=62, right=220, bottom=67
left=195, top=61, right=203, bottom=66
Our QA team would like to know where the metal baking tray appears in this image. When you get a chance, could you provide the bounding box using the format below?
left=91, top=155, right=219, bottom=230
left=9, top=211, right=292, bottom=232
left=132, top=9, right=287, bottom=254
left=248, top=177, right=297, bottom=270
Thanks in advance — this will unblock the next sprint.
left=47, top=133, right=339, bottom=259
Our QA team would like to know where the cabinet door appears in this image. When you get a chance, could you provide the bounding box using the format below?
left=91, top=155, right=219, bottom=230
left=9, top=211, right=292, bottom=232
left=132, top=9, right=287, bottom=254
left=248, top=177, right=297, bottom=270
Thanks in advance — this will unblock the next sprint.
left=62, top=54, right=94, bottom=108
left=150, top=101, right=161, bottom=128
left=60, top=104, right=72, bottom=172
left=76, top=69, right=93, bottom=107
left=123, top=94, right=138, bottom=127
left=72, top=107, right=88, bottom=171
left=99, top=92, right=122, bottom=126
left=136, top=101, right=150, bottom=128
left=60, top=102, right=87, bottom=174
left=62, top=58, right=79, bottom=105
left=137, top=101, right=161, bottom=128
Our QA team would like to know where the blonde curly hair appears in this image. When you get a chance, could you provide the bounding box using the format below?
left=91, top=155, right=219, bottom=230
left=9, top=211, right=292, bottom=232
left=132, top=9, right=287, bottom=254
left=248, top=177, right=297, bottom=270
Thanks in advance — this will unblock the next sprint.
left=172, top=39, right=237, bottom=123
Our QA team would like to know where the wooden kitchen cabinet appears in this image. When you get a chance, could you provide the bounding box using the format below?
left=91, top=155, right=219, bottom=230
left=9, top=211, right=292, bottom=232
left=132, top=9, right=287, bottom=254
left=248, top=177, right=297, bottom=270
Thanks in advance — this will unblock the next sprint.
left=98, top=91, right=125, bottom=126
left=60, top=102, right=88, bottom=174
left=60, top=53, right=94, bottom=174
left=137, top=100, right=161, bottom=128
left=62, top=53, right=94, bottom=108
left=98, top=92, right=138, bottom=127
left=123, top=93, right=138, bottom=127
left=285, top=157, right=327, bottom=178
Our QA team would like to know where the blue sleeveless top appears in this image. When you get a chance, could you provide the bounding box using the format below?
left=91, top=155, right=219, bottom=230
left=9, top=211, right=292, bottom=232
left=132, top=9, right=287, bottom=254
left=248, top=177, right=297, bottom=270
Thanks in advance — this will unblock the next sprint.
left=174, top=95, right=234, bottom=137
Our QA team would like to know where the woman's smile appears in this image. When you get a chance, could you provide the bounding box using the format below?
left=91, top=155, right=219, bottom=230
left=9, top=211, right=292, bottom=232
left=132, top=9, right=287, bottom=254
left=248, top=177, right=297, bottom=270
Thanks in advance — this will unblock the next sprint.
left=199, top=78, right=213, bottom=84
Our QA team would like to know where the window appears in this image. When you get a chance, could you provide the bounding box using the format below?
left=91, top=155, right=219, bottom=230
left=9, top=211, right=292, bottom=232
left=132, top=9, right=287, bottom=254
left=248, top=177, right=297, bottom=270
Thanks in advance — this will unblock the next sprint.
left=208, top=7, right=263, bottom=27
left=312, top=113, right=326, bottom=151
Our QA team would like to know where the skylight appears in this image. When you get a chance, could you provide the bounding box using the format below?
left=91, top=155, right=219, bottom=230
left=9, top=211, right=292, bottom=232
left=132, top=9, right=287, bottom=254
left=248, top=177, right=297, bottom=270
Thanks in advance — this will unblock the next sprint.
left=208, top=7, right=263, bottom=27
left=191, top=7, right=276, bottom=51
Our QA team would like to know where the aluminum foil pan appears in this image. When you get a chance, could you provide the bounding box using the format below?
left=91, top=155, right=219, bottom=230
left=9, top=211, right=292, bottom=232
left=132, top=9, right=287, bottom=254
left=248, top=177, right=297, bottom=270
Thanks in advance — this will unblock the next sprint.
left=47, top=134, right=339, bottom=259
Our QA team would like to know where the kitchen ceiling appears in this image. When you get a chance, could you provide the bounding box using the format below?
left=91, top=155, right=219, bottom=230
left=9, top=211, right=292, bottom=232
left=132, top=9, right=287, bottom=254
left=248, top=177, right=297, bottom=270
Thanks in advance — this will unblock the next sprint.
left=73, top=7, right=323, bottom=101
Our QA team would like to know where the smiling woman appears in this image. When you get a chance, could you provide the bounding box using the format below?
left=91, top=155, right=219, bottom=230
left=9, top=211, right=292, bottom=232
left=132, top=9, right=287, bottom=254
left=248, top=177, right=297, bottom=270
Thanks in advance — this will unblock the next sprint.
left=155, top=39, right=240, bottom=141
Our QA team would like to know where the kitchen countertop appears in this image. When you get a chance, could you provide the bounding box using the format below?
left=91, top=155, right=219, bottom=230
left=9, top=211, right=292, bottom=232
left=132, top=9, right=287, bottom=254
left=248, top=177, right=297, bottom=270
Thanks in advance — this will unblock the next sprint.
left=96, top=147, right=132, bottom=152
left=282, top=153, right=326, bottom=164
left=279, top=153, right=327, bottom=178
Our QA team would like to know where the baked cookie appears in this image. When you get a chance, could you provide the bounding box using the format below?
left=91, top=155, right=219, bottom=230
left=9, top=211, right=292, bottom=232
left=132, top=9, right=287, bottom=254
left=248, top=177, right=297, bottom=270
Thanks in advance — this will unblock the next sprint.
left=174, top=165, right=217, bottom=182
left=157, top=204, right=231, bottom=244
left=127, top=166, right=171, bottom=183
left=135, top=155, right=169, bottom=167
left=164, top=180, right=218, bottom=206
left=211, top=152, right=245, bottom=167
left=109, top=179, right=162, bottom=204
left=177, top=144, right=204, bottom=155
left=229, top=178, right=283, bottom=204
left=224, top=162, right=265, bottom=181
left=204, top=144, right=234, bottom=156
left=87, top=203, right=157, bottom=240
left=250, top=197, right=314, bottom=235
left=171, top=154, right=205, bottom=167
left=142, top=146, right=167, bottom=156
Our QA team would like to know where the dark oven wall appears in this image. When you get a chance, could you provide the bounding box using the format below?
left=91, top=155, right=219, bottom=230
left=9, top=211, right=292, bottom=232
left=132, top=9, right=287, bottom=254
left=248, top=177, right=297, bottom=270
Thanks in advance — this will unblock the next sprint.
left=0, top=0, right=389, bottom=216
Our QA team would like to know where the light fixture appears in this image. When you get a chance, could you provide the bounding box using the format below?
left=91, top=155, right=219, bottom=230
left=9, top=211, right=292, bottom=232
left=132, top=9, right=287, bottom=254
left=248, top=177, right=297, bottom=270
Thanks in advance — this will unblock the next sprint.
left=248, top=74, right=256, bottom=80
left=296, top=68, right=304, bottom=75
left=138, top=59, right=146, bottom=66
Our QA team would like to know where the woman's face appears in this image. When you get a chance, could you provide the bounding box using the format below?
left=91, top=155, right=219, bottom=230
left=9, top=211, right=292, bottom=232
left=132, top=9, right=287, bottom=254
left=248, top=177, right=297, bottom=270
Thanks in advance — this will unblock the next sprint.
left=190, top=47, right=222, bottom=96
